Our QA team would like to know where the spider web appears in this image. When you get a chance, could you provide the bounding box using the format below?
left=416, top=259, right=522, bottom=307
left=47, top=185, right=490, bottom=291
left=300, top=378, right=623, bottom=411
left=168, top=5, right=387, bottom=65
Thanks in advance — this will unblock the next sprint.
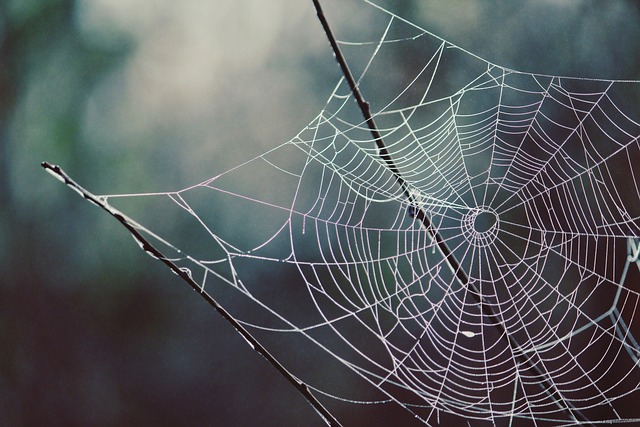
left=49, top=1, right=640, bottom=426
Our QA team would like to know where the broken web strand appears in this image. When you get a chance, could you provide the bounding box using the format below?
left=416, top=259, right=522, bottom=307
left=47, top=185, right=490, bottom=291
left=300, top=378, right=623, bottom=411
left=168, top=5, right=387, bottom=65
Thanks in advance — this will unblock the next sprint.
left=43, top=0, right=640, bottom=425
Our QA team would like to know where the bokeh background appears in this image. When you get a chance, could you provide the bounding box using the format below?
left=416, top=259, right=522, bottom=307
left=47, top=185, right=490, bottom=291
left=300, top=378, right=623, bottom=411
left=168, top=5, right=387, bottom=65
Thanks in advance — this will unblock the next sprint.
left=1, top=0, right=639, bottom=425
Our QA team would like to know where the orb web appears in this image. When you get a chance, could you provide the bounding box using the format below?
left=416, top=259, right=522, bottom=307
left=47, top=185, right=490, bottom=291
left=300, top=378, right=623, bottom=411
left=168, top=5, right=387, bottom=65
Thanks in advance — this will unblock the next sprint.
left=46, top=1, right=640, bottom=425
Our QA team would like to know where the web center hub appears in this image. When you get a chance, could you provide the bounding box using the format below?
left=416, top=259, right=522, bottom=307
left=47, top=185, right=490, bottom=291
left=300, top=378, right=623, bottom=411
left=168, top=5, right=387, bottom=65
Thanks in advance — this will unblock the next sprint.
left=462, top=206, right=499, bottom=247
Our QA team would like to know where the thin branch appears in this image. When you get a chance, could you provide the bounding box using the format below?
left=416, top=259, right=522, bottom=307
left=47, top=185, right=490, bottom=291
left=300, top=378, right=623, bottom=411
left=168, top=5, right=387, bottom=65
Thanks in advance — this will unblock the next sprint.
left=312, top=0, right=468, bottom=287
left=310, top=1, right=594, bottom=425
left=40, top=162, right=344, bottom=427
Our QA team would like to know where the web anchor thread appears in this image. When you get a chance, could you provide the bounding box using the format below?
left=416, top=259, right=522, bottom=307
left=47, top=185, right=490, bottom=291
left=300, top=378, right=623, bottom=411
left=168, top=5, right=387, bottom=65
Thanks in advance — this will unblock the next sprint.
left=40, top=162, right=344, bottom=427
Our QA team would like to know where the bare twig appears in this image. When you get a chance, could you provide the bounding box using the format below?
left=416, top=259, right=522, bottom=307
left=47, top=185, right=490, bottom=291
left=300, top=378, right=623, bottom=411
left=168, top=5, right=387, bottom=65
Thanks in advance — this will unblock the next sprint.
left=40, top=162, right=343, bottom=427
left=312, top=0, right=468, bottom=287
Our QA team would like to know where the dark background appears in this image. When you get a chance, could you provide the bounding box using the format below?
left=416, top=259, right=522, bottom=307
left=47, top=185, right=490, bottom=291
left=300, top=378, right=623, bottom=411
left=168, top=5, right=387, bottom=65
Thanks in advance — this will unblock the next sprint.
left=1, top=0, right=639, bottom=426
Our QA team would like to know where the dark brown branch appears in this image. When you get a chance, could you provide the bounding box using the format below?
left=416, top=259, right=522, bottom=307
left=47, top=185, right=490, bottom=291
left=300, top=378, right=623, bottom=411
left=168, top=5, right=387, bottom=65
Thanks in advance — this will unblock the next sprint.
left=310, top=2, right=594, bottom=425
left=312, top=0, right=469, bottom=288
left=41, top=162, right=343, bottom=427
